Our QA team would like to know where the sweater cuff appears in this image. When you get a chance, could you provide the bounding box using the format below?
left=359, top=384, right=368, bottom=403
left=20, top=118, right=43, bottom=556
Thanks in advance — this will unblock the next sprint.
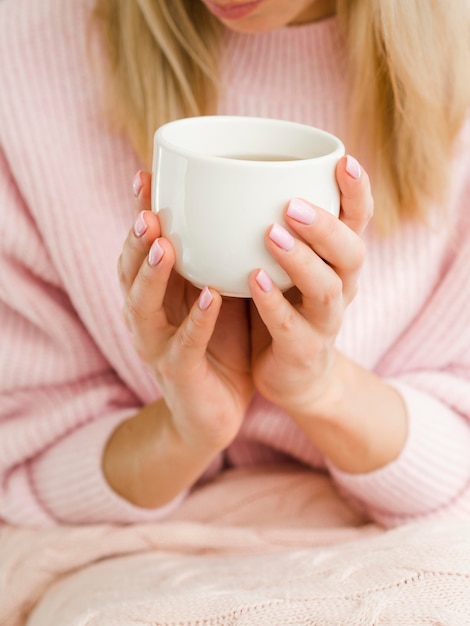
left=30, top=411, right=187, bottom=524
left=327, top=380, right=470, bottom=525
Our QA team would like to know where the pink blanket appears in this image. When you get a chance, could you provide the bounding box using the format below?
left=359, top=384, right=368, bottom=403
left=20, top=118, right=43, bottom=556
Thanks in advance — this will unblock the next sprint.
left=1, top=465, right=469, bottom=625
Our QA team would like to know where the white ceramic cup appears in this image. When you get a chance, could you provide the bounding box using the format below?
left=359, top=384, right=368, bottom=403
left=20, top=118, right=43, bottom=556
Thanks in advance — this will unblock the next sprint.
left=152, top=115, right=345, bottom=297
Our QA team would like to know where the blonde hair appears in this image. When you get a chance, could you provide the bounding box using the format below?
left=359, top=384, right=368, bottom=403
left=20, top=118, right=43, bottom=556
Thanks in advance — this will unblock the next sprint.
left=92, top=0, right=470, bottom=231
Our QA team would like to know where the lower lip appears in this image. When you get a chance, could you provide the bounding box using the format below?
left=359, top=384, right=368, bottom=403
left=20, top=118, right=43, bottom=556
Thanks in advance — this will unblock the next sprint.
left=204, top=0, right=262, bottom=20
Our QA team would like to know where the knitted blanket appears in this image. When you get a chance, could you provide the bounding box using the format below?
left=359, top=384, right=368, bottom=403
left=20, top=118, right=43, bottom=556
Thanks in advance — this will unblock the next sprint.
left=1, top=465, right=469, bottom=625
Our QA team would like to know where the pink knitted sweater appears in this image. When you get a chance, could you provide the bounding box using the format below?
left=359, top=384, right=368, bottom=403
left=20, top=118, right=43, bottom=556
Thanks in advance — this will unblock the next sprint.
left=1, top=0, right=469, bottom=528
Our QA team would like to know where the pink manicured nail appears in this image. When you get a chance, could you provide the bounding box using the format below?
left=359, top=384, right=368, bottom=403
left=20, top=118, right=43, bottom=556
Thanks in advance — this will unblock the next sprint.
left=345, top=155, right=361, bottom=180
left=198, top=286, right=213, bottom=311
left=134, top=211, right=148, bottom=237
left=133, top=170, right=143, bottom=197
left=287, top=198, right=316, bottom=225
left=269, top=224, right=295, bottom=251
left=148, top=239, right=164, bottom=266
left=256, top=269, right=273, bottom=293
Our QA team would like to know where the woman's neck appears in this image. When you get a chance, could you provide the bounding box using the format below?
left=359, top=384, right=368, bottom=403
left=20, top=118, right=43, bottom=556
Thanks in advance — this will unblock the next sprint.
left=289, top=0, right=336, bottom=26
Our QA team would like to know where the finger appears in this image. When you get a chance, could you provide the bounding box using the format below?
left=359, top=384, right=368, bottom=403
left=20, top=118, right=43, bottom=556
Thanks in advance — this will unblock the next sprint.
left=249, top=269, right=316, bottom=362
left=118, top=210, right=161, bottom=295
left=123, top=236, right=176, bottom=360
left=265, top=223, right=347, bottom=326
left=336, top=155, right=374, bottom=234
left=249, top=299, right=271, bottom=363
left=132, top=170, right=152, bottom=214
left=167, top=288, right=223, bottom=374
left=283, top=200, right=365, bottom=302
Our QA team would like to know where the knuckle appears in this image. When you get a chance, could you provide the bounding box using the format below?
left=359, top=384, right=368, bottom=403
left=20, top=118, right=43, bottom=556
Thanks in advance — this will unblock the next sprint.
left=175, top=310, right=205, bottom=350
left=292, top=341, right=317, bottom=370
left=136, top=266, right=155, bottom=290
left=317, top=212, right=338, bottom=241
left=123, top=293, right=148, bottom=327
left=122, top=304, right=149, bottom=359
left=176, top=325, right=196, bottom=350
left=320, top=276, right=343, bottom=306
left=276, top=308, right=297, bottom=334
left=117, top=254, right=129, bottom=287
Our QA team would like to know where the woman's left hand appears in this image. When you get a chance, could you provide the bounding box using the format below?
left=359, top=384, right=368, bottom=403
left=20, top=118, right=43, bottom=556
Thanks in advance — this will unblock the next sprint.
left=249, top=155, right=373, bottom=421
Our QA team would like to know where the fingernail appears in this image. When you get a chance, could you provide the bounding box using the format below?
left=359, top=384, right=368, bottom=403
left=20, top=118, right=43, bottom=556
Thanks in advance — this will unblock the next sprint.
left=134, top=211, right=148, bottom=237
left=133, top=170, right=143, bottom=197
left=345, top=155, right=361, bottom=180
left=287, top=198, right=316, bottom=225
left=198, top=286, right=213, bottom=311
left=269, top=224, right=295, bottom=251
left=256, top=269, right=273, bottom=293
left=148, top=239, right=164, bottom=266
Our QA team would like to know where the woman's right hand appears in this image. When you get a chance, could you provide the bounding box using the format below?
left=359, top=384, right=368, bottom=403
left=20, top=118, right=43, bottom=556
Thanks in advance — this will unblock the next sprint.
left=118, top=172, right=253, bottom=456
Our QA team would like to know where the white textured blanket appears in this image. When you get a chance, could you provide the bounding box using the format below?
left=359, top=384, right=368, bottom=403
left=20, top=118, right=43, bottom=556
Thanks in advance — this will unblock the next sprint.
left=1, top=466, right=469, bottom=625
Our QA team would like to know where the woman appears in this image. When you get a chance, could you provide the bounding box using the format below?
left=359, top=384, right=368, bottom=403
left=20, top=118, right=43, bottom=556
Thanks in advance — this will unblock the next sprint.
left=0, top=0, right=469, bottom=527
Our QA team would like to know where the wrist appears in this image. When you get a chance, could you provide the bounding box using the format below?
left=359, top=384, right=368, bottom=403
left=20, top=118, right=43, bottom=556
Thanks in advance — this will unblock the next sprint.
left=287, top=353, right=408, bottom=474
left=103, top=399, right=220, bottom=509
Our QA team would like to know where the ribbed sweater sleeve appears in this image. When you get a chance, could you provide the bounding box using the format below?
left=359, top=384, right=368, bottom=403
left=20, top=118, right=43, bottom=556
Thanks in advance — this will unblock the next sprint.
left=0, top=0, right=185, bottom=525
left=325, top=135, right=470, bottom=525
left=0, top=143, right=185, bottom=525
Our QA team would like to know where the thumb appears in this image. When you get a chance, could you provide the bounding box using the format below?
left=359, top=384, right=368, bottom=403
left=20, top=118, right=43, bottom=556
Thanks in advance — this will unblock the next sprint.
left=169, top=288, right=222, bottom=372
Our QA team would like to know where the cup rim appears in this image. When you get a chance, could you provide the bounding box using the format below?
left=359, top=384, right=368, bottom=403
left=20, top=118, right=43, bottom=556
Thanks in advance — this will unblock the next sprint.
left=154, top=115, right=345, bottom=164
